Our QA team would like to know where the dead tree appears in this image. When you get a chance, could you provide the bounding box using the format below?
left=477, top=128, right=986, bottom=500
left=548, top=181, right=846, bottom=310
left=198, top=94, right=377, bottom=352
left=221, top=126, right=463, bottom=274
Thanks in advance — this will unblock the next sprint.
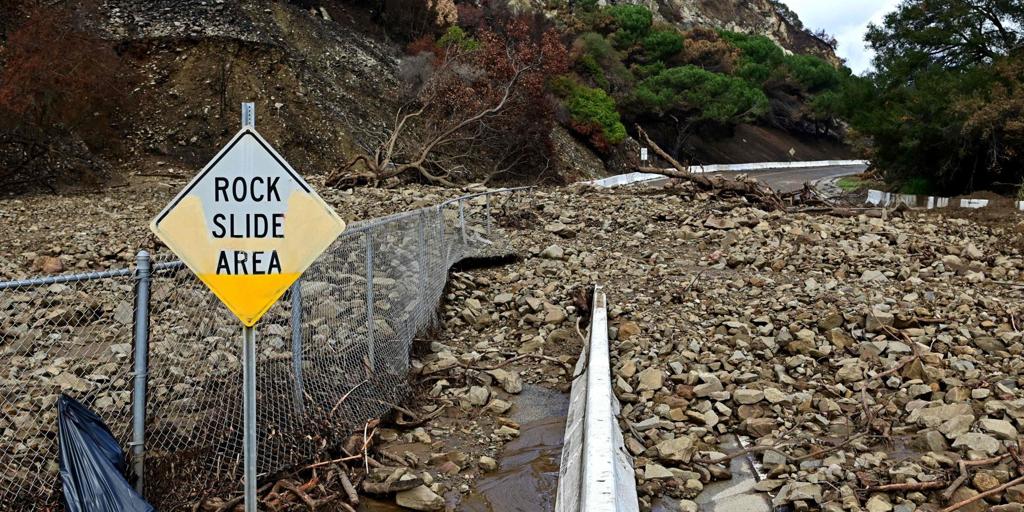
left=634, top=125, right=785, bottom=210
left=328, top=63, right=528, bottom=187
left=327, top=20, right=567, bottom=188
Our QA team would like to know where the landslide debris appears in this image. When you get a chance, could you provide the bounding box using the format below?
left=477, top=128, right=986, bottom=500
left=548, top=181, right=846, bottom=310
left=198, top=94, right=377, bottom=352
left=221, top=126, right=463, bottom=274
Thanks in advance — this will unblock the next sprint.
left=407, top=183, right=1024, bottom=511
left=6, top=180, right=1024, bottom=511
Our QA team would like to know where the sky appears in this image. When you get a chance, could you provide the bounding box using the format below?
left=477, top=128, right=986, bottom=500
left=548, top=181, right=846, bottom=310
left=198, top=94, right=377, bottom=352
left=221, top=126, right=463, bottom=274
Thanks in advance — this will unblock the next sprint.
left=784, top=0, right=903, bottom=74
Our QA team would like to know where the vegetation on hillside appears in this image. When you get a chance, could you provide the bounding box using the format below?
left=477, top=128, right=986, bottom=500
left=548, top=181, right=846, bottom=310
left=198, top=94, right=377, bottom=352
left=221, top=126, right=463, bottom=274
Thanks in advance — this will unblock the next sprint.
left=551, top=3, right=846, bottom=155
left=821, top=0, right=1024, bottom=194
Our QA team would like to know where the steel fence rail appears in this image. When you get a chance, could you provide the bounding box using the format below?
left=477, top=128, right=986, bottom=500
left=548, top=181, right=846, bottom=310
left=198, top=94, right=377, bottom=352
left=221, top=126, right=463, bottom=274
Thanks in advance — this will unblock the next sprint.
left=0, top=187, right=529, bottom=510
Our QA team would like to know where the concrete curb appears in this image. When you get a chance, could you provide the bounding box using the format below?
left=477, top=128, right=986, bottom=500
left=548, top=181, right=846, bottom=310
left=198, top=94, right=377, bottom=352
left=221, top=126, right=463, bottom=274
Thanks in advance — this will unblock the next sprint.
left=588, top=160, right=869, bottom=188
left=556, top=286, right=640, bottom=512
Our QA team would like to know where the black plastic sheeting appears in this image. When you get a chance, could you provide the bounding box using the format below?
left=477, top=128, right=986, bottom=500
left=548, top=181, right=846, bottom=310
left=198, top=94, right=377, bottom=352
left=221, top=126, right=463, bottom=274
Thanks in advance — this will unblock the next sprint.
left=58, top=394, right=154, bottom=512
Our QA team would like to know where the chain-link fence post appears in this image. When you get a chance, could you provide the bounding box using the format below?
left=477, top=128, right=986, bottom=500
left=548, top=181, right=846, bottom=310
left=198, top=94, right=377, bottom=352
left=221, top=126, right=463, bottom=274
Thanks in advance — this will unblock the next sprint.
left=290, top=279, right=305, bottom=415
left=485, top=194, right=491, bottom=235
left=438, top=206, right=446, bottom=264
left=365, top=229, right=376, bottom=371
left=130, top=250, right=152, bottom=494
left=458, top=198, right=467, bottom=244
left=417, top=212, right=427, bottom=306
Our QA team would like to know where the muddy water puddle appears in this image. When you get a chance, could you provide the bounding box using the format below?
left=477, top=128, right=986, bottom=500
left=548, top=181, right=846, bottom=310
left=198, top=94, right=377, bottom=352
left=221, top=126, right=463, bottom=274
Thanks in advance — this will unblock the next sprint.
left=456, top=385, right=569, bottom=512
left=360, top=385, right=569, bottom=511
left=653, top=435, right=772, bottom=512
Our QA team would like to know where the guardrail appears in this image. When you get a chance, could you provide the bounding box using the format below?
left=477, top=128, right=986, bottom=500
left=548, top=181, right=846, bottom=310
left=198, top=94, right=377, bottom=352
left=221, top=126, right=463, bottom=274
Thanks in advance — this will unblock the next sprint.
left=556, top=285, right=639, bottom=512
left=588, top=159, right=869, bottom=188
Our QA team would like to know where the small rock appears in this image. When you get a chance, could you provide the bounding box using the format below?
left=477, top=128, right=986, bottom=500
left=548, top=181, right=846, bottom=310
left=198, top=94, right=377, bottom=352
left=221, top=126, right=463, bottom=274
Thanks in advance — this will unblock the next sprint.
left=860, top=269, right=887, bottom=282
left=618, top=321, right=641, bottom=340
left=655, top=436, right=696, bottom=463
left=540, top=245, right=564, bottom=259
left=734, top=388, right=764, bottom=404
left=636, top=367, right=663, bottom=391
left=643, top=463, right=674, bottom=480
left=486, top=369, right=523, bottom=394
left=705, top=216, right=736, bottom=230
left=952, top=432, right=1001, bottom=455
left=865, top=494, right=893, bottom=512
left=478, top=456, right=498, bottom=472
left=464, top=386, right=490, bottom=406
left=979, top=418, right=1018, bottom=441
left=395, top=485, right=445, bottom=511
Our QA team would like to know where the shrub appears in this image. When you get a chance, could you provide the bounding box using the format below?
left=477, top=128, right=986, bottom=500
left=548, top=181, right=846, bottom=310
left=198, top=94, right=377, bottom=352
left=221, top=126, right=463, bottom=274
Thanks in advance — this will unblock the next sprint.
left=785, top=54, right=840, bottom=92
left=437, top=26, right=479, bottom=51
left=633, top=65, right=769, bottom=123
left=720, top=31, right=786, bottom=70
left=679, top=27, right=739, bottom=74
left=555, top=76, right=627, bottom=148
left=571, top=32, right=632, bottom=93
left=736, top=61, right=773, bottom=85
left=641, top=28, right=684, bottom=62
left=631, top=61, right=666, bottom=80
left=605, top=4, right=652, bottom=48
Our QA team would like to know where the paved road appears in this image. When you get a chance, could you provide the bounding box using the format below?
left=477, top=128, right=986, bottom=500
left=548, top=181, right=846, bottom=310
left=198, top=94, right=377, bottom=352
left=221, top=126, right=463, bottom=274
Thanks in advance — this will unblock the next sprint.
left=643, top=164, right=867, bottom=193
left=709, top=163, right=868, bottom=192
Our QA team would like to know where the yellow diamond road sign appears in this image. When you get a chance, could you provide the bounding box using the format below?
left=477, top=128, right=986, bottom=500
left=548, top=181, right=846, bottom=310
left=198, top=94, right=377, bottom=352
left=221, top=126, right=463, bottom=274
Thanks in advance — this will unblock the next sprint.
left=151, top=127, right=345, bottom=326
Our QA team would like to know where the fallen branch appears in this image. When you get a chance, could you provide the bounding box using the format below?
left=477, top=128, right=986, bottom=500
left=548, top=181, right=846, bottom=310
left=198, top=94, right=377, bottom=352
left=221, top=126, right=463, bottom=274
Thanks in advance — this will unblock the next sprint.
left=865, top=480, right=948, bottom=492
left=333, top=465, right=359, bottom=505
left=939, top=474, right=1024, bottom=512
left=279, top=480, right=317, bottom=511
left=329, top=379, right=369, bottom=416
left=693, top=443, right=792, bottom=465
left=791, top=433, right=867, bottom=463
left=301, top=454, right=364, bottom=472
left=459, top=353, right=574, bottom=375
left=635, top=126, right=785, bottom=211
left=941, top=454, right=1013, bottom=502
left=215, top=482, right=274, bottom=512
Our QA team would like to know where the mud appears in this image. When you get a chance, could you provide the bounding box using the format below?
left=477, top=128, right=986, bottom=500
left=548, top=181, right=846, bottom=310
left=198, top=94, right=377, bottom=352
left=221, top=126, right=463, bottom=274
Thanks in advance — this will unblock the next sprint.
left=454, top=385, right=569, bottom=512
left=653, top=435, right=772, bottom=512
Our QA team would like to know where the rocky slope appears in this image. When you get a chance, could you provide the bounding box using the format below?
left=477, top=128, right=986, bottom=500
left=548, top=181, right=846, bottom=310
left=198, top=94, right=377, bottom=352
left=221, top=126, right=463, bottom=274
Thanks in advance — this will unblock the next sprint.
left=641, top=0, right=840, bottom=64
left=98, top=0, right=400, bottom=178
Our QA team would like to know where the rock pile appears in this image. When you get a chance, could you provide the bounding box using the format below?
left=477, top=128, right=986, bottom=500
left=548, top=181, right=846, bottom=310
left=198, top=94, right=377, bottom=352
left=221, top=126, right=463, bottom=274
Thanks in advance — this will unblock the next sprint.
left=7, top=180, right=1024, bottom=511
left=345, top=183, right=1024, bottom=511
left=506, top=186, right=1024, bottom=511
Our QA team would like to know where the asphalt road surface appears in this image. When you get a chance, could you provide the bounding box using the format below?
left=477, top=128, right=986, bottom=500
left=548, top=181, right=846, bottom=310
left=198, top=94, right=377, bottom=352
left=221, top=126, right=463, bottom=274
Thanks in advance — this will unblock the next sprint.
left=643, top=163, right=867, bottom=192
left=709, top=163, right=868, bottom=192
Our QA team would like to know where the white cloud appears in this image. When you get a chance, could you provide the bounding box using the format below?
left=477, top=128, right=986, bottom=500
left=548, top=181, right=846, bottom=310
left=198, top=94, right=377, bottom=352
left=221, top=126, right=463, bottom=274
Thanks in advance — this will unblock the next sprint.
left=783, top=0, right=902, bottom=74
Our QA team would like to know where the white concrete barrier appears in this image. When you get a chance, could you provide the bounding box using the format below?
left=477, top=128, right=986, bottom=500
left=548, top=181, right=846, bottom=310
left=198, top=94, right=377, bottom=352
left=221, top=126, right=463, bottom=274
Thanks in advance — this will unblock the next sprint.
left=556, top=285, right=639, bottom=512
left=688, top=159, right=869, bottom=174
left=865, top=190, right=950, bottom=209
left=588, top=160, right=869, bottom=188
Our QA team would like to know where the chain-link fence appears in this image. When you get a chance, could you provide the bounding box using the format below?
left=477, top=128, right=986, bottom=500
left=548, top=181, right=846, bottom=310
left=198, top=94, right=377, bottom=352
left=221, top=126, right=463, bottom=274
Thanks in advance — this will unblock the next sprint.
left=0, top=187, right=529, bottom=510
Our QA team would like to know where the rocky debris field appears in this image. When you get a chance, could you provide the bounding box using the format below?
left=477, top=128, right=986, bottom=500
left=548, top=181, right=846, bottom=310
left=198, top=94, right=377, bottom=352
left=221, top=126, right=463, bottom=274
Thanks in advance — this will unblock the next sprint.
left=383, top=182, right=1024, bottom=512
left=6, top=180, right=1024, bottom=511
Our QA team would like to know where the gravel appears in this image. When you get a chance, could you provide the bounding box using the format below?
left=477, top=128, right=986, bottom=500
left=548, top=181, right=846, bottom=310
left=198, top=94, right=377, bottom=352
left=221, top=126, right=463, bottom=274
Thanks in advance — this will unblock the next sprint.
left=7, top=180, right=1024, bottom=510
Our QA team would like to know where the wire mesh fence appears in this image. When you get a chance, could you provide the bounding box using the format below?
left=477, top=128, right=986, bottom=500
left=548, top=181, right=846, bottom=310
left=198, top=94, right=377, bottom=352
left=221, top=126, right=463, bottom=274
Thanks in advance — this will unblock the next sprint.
left=0, top=187, right=529, bottom=510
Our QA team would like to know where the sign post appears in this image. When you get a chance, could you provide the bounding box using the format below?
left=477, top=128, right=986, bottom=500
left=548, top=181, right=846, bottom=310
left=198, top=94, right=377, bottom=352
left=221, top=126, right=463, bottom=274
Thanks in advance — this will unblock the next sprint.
left=242, top=324, right=256, bottom=511
left=150, top=103, right=345, bottom=512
